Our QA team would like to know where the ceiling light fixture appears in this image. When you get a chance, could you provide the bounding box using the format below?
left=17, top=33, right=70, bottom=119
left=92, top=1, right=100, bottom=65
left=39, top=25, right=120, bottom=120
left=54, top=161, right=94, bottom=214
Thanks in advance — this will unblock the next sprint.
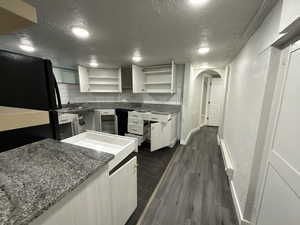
left=89, top=61, right=99, bottom=67
left=72, top=27, right=90, bottom=39
left=189, top=0, right=209, bottom=6
left=132, top=55, right=142, bottom=62
left=198, top=47, right=210, bottom=55
left=19, top=44, right=35, bottom=52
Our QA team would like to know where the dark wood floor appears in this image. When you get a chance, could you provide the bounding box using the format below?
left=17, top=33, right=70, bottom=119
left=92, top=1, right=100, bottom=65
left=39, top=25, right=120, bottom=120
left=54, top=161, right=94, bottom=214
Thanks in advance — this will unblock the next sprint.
left=138, top=127, right=238, bottom=225
left=125, top=142, right=176, bottom=225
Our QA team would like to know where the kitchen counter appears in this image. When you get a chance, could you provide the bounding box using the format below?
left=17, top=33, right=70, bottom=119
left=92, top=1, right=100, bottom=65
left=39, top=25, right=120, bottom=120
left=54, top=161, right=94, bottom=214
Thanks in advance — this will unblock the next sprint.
left=0, top=139, right=114, bottom=225
left=56, top=102, right=181, bottom=114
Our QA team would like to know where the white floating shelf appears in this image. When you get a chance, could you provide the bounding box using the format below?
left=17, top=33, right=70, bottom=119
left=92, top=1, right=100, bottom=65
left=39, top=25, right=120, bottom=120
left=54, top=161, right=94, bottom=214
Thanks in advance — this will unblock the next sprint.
left=143, top=70, right=172, bottom=74
left=88, top=76, right=119, bottom=79
left=88, top=89, right=121, bottom=93
left=145, top=89, right=173, bottom=93
left=89, top=81, right=119, bottom=85
left=144, top=82, right=171, bottom=85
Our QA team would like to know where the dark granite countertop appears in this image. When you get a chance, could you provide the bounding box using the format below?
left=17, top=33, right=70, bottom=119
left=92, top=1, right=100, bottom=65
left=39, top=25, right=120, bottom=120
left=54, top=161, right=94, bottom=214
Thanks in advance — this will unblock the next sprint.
left=0, top=139, right=114, bottom=225
left=56, top=102, right=181, bottom=114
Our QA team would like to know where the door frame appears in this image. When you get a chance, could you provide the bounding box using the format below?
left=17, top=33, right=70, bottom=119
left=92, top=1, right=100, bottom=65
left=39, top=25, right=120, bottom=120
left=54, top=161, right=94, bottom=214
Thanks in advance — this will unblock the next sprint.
left=254, top=43, right=296, bottom=224
left=199, top=75, right=212, bottom=127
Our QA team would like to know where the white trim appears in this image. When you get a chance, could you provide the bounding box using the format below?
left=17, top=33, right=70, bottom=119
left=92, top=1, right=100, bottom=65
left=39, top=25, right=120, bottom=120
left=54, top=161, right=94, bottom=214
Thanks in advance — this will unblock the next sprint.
left=217, top=134, right=221, bottom=146
left=221, top=137, right=251, bottom=225
left=229, top=181, right=252, bottom=225
left=180, top=126, right=201, bottom=145
left=219, top=137, right=234, bottom=180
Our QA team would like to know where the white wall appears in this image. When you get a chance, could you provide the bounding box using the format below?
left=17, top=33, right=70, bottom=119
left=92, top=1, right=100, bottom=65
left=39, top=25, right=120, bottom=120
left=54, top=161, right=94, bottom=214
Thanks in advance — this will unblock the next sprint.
left=220, top=0, right=284, bottom=222
left=56, top=65, right=184, bottom=105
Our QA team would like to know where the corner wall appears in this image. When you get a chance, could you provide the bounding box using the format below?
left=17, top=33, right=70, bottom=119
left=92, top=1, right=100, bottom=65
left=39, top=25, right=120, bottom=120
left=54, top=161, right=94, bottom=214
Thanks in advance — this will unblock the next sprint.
left=220, top=1, right=283, bottom=223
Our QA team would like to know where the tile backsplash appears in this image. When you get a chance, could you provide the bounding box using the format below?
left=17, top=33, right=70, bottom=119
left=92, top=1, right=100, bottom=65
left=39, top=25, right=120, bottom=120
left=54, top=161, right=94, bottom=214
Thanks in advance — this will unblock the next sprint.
left=56, top=65, right=184, bottom=105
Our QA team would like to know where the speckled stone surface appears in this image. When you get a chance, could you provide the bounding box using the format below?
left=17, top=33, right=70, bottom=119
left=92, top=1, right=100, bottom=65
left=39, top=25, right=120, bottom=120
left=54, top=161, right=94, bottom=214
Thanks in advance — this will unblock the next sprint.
left=57, top=102, right=181, bottom=114
left=0, top=139, right=113, bottom=225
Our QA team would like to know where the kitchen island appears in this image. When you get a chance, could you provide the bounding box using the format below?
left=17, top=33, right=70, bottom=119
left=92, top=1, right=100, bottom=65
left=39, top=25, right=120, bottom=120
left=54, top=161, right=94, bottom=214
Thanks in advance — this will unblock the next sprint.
left=0, top=139, right=114, bottom=225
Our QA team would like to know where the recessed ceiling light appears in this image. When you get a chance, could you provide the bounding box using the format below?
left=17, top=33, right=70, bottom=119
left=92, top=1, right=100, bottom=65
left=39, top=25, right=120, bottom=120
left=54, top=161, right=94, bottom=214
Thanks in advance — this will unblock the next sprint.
left=198, top=47, right=210, bottom=55
left=89, top=61, right=99, bottom=67
left=72, top=27, right=90, bottom=39
left=19, top=44, right=35, bottom=52
left=189, top=0, right=209, bottom=6
left=132, top=56, right=142, bottom=62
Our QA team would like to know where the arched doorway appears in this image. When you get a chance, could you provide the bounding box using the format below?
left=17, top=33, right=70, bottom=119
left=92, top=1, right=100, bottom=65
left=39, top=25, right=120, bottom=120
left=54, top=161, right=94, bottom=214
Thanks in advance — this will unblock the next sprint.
left=197, top=69, right=223, bottom=127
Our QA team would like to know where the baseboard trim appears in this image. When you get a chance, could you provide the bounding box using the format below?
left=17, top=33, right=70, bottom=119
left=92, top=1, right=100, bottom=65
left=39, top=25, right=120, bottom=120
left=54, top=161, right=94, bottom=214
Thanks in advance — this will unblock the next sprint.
left=219, top=137, right=234, bottom=180
left=229, top=181, right=252, bottom=225
left=180, top=126, right=201, bottom=145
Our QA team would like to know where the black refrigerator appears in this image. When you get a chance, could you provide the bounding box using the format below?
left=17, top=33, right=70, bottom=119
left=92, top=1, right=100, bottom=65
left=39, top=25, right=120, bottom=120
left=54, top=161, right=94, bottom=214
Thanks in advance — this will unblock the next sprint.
left=0, top=50, right=62, bottom=152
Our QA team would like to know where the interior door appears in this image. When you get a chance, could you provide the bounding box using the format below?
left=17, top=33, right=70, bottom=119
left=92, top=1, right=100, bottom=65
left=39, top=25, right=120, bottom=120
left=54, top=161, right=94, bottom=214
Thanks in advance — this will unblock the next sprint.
left=110, top=157, right=137, bottom=225
left=256, top=43, right=300, bottom=225
left=207, top=78, right=224, bottom=126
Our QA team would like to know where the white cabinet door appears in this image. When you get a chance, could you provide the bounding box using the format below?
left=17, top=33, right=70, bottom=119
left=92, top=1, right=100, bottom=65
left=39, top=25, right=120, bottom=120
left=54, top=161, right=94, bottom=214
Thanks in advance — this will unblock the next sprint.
left=132, top=64, right=145, bottom=93
left=170, top=61, right=176, bottom=93
left=110, top=157, right=137, bottom=225
left=78, top=66, right=89, bottom=92
left=257, top=44, right=300, bottom=225
left=30, top=168, right=112, bottom=225
left=151, top=121, right=172, bottom=152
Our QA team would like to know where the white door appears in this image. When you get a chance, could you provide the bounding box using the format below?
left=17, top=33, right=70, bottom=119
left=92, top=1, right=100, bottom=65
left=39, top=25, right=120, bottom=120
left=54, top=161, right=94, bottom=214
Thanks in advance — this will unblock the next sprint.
left=207, top=78, right=224, bottom=126
left=110, top=157, right=137, bottom=225
left=256, top=43, right=300, bottom=225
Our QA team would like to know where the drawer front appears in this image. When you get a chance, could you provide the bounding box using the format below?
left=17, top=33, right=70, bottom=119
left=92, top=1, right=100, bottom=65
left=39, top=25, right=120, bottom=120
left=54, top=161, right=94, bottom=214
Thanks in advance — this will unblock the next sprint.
left=128, top=111, right=139, bottom=118
left=128, top=123, right=143, bottom=135
left=128, top=117, right=143, bottom=125
left=96, top=109, right=115, bottom=115
left=150, top=114, right=170, bottom=122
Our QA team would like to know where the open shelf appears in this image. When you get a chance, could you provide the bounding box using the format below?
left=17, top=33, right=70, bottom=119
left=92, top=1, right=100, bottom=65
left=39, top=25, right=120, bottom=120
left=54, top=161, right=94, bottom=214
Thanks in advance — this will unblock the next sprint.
left=132, top=61, right=176, bottom=94
left=143, top=69, right=171, bottom=74
left=89, top=81, right=119, bottom=85
left=89, top=76, right=119, bottom=79
left=144, top=82, right=171, bottom=85
left=145, top=89, right=173, bottom=93
left=79, top=66, right=122, bottom=93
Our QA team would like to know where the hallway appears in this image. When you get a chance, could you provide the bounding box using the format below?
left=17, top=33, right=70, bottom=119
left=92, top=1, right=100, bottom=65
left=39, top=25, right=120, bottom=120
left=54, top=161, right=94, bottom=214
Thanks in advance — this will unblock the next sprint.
left=139, top=127, right=238, bottom=225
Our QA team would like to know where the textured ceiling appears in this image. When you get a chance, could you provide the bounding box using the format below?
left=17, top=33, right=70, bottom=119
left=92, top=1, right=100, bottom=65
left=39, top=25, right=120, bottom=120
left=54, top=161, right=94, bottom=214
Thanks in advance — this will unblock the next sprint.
left=0, top=0, right=275, bottom=69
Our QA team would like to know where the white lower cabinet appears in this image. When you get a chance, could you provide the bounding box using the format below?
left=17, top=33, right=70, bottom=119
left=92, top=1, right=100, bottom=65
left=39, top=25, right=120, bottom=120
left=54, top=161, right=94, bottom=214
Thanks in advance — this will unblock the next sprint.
left=110, top=157, right=137, bottom=225
left=151, top=114, right=177, bottom=152
left=30, top=167, right=113, bottom=225
left=32, top=131, right=138, bottom=225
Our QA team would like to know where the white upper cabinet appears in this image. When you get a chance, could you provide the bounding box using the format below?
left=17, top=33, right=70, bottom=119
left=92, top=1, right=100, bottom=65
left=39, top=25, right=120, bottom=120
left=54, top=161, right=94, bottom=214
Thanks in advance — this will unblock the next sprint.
left=78, top=66, right=122, bottom=93
left=132, top=64, right=145, bottom=93
left=132, top=61, right=176, bottom=94
left=279, top=0, right=300, bottom=33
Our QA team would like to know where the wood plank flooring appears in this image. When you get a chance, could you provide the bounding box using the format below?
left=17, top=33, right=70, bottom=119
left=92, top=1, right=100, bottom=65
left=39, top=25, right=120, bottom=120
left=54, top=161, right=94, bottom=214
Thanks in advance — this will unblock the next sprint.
left=125, top=143, right=176, bottom=225
left=138, top=126, right=238, bottom=225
